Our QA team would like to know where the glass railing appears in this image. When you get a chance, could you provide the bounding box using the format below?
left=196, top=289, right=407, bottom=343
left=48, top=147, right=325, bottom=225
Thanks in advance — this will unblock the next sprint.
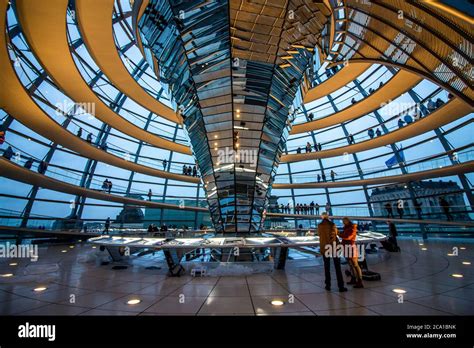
left=0, top=208, right=208, bottom=234
left=2, top=145, right=471, bottom=194
left=1, top=136, right=199, bottom=179
left=288, top=89, right=449, bottom=152
left=268, top=205, right=472, bottom=218
left=275, top=149, right=474, bottom=184
left=0, top=150, right=163, bottom=197
left=294, top=68, right=392, bottom=124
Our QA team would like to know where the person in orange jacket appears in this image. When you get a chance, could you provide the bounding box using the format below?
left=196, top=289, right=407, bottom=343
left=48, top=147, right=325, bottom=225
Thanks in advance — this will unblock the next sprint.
left=338, top=217, right=364, bottom=288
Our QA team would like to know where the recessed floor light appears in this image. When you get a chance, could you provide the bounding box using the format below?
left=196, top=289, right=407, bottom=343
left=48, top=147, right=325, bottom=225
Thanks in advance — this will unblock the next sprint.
left=61, top=250, right=67, bottom=253
left=270, top=300, right=284, bottom=306
left=33, top=287, right=47, bottom=292
left=451, top=274, right=463, bottom=278
left=1, top=273, right=13, bottom=277
left=9, top=262, right=18, bottom=266
left=462, top=261, right=471, bottom=265
left=69, top=246, right=74, bottom=249
left=127, top=299, right=141, bottom=305
left=92, top=246, right=97, bottom=249
left=418, top=243, right=424, bottom=246
left=392, top=288, right=406, bottom=294
left=421, top=247, right=427, bottom=251
left=447, top=253, right=455, bottom=256
left=460, top=247, right=466, bottom=250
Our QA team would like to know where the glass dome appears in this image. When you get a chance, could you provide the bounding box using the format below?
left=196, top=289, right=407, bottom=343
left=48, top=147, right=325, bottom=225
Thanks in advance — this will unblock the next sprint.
left=0, top=0, right=472, bottom=237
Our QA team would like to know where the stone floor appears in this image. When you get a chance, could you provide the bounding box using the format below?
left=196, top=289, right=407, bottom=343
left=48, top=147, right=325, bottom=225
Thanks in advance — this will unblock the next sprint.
left=0, top=237, right=473, bottom=315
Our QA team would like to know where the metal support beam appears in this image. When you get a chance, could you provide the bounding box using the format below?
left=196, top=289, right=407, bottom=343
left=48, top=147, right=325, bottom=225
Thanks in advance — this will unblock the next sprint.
left=353, top=78, right=427, bottom=238
left=406, top=89, right=474, bottom=208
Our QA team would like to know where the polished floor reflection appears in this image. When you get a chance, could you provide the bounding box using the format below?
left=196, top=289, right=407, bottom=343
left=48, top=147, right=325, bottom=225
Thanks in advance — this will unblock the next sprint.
left=0, top=238, right=473, bottom=316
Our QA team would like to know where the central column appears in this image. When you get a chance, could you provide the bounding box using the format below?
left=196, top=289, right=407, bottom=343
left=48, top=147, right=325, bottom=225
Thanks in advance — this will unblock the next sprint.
left=138, top=0, right=313, bottom=233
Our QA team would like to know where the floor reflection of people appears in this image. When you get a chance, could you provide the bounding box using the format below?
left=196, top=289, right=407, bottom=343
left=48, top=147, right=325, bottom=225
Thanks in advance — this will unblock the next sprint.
left=439, top=197, right=453, bottom=221
left=387, top=221, right=400, bottom=251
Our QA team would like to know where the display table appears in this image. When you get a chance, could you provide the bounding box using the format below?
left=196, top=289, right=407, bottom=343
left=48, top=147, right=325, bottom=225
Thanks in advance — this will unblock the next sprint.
left=88, top=232, right=387, bottom=274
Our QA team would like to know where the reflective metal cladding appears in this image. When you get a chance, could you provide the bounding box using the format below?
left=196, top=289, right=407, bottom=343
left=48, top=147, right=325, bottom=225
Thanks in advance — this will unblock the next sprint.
left=138, top=0, right=325, bottom=233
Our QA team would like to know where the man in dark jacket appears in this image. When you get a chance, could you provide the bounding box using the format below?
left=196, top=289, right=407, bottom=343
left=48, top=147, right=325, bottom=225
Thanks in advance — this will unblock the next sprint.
left=385, top=202, right=393, bottom=218
left=2, top=145, right=13, bottom=160
left=24, top=158, right=34, bottom=169
left=37, top=160, right=48, bottom=174
left=318, top=212, right=347, bottom=292
left=103, top=217, right=110, bottom=235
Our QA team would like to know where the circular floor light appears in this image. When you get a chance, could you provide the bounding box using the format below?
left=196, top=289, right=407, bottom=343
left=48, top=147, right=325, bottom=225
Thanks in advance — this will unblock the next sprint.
left=392, top=288, right=407, bottom=294
left=451, top=274, right=463, bottom=278
left=421, top=247, right=428, bottom=251
left=61, top=250, right=67, bottom=253
left=33, top=287, right=47, bottom=292
left=460, top=247, right=466, bottom=250
left=1, top=273, right=13, bottom=277
left=127, top=299, right=141, bottom=305
left=9, top=262, right=18, bottom=266
left=270, top=300, right=284, bottom=306
left=462, top=261, right=471, bottom=265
